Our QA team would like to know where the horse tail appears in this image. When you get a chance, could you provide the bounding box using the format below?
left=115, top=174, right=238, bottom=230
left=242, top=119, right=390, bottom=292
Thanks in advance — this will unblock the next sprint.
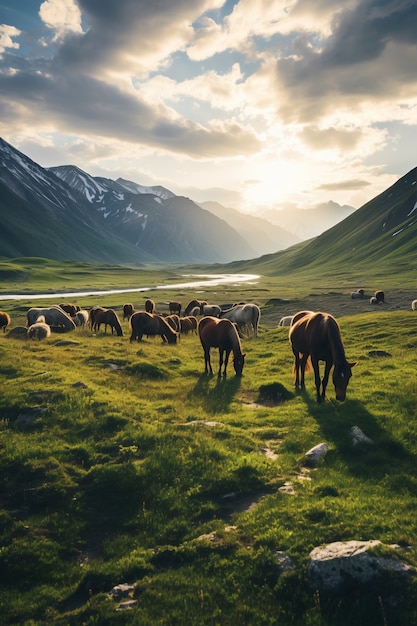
left=253, top=305, right=260, bottom=336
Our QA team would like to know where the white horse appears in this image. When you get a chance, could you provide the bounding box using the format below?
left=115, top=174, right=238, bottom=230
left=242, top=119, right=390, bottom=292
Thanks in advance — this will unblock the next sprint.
left=219, top=303, right=261, bottom=337
left=278, top=315, right=293, bottom=327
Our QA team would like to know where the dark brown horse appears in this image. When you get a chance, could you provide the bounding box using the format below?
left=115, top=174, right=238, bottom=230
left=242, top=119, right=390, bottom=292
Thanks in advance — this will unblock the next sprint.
left=145, top=299, right=155, bottom=313
left=179, top=315, right=198, bottom=335
left=130, top=312, right=178, bottom=344
left=93, top=308, right=123, bottom=336
left=184, top=299, right=207, bottom=316
left=289, top=311, right=356, bottom=402
left=198, top=316, right=245, bottom=377
left=165, top=314, right=181, bottom=332
left=169, top=301, right=182, bottom=316
left=123, top=303, right=135, bottom=320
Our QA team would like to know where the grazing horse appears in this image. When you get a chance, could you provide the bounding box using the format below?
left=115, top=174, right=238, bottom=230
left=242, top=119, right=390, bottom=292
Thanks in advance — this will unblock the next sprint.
left=0, top=311, right=11, bottom=333
left=200, top=304, right=222, bottom=317
left=351, top=289, right=364, bottom=299
left=289, top=311, right=356, bottom=403
left=278, top=315, right=293, bottom=327
left=165, top=314, right=181, bottom=332
left=169, top=301, right=182, bottom=316
left=59, top=303, right=80, bottom=316
left=179, top=315, right=198, bottom=335
left=145, top=299, right=155, bottom=313
left=130, top=312, right=178, bottom=344
left=93, top=308, right=123, bottom=336
left=375, top=290, right=385, bottom=303
left=123, top=303, right=135, bottom=320
left=184, top=299, right=207, bottom=316
left=412, top=300, right=417, bottom=311
left=219, top=303, right=261, bottom=337
left=198, top=316, right=245, bottom=377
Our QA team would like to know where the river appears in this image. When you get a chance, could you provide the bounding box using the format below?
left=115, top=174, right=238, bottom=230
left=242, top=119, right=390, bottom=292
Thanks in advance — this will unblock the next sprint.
left=0, top=273, right=260, bottom=301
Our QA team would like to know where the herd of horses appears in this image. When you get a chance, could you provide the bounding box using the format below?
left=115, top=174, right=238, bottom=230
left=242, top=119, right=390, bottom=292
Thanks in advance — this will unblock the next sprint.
left=0, top=297, right=360, bottom=403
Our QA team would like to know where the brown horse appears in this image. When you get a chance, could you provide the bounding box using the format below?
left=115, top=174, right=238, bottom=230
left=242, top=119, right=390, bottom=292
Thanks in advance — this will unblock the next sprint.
left=93, top=308, right=123, bottom=336
left=130, top=312, right=178, bottom=344
left=145, top=299, right=155, bottom=313
left=123, top=303, right=135, bottom=320
left=0, top=311, right=11, bottom=333
left=179, top=315, right=198, bottom=335
left=289, top=311, right=356, bottom=403
left=198, top=316, right=245, bottom=377
left=184, top=299, right=207, bottom=316
left=169, top=301, right=182, bottom=316
left=165, top=314, right=181, bottom=332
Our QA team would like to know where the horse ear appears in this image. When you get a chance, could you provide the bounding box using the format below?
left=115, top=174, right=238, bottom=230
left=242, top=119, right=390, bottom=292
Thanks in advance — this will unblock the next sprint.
left=349, top=361, right=358, bottom=367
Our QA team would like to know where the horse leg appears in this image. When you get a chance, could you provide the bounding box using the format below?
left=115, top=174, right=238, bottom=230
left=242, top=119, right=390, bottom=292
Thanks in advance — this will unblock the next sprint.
left=218, top=348, right=225, bottom=377
left=299, top=354, right=308, bottom=390
left=221, top=348, right=231, bottom=377
left=321, top=360, right=332, bottom=401
left=311, top=357, right=322, bottom=403
left=204, top=347, right=213, bottom=375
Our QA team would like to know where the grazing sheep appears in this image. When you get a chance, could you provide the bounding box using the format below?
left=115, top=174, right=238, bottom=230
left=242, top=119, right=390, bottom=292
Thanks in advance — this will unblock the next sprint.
left=28, top=322, right=51, bottom=340
left=412, top=300, right=417, bottom=311
left=0, top=311, right=11, bottom=332
left=278, top=315, right=293, bottom=327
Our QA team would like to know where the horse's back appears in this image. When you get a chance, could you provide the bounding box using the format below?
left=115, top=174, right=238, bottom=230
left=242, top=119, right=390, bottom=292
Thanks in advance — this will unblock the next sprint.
left=290, top=311, right=337, bottom=355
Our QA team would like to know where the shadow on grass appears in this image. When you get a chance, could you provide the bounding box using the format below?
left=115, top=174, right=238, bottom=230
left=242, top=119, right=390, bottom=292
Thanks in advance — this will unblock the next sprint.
left=302, top=393, right=417, bottom=480
left=189, top=373, right=242, bottom=414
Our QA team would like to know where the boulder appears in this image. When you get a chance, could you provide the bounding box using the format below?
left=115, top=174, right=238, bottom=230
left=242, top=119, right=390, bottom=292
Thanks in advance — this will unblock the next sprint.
left=308, top=540, right=415, bottom=591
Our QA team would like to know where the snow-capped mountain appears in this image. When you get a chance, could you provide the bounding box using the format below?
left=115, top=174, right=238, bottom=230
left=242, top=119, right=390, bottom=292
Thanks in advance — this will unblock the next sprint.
left=0, top=138, right=256, bottom=264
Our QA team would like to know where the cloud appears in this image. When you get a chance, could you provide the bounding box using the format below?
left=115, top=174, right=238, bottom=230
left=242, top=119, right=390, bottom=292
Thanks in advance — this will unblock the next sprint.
left=0, top=24, right=21, bottom=56
left=273, top=0, right=417, bottom=123
left=39, top=0, right=83, bottom=39
left=317, top=178, right=372, bottom=192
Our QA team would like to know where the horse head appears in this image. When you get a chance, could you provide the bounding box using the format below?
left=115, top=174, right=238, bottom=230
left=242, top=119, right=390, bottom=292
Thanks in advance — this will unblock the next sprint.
left=333, top=360, right=356, bottom=401
left=233, top=352, right=246, bottom=377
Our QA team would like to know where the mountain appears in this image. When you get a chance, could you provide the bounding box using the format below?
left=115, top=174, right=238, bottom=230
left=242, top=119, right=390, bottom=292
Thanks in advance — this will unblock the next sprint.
left=0, top=138, right=255, bottom=264
left=49, top=164, right=253, bottom=263
left=260, top=201, right=356, bottom=240
left=199, top=201, right=300, bottom=256
left=0, top=139, right=154, bottom=264
left=233, top=167, right=417, bottom=277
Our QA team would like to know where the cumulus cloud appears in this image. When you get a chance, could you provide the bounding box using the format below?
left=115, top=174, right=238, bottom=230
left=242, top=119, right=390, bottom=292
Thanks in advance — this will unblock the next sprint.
left=0, top=24, right=20, bottom=56
left=39, top=0, right=83, bottom=39
left=273, top=0, right=417, bottom=123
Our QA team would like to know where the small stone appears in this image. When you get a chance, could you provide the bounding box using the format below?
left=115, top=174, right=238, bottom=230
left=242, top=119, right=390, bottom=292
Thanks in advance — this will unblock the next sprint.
left=304, top=443, right=328, bottom=466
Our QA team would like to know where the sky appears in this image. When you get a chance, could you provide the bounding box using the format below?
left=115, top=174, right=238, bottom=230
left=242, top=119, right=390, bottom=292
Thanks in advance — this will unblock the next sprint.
left=0, top=0, right=417, bottom=215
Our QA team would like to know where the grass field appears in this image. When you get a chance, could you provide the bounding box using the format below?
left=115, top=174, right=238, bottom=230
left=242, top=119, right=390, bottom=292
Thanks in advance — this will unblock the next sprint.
left=1, top=259, right=417, bottom=625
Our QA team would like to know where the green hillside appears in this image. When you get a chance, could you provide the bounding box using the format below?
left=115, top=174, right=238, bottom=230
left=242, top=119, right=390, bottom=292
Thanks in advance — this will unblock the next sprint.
left=227, top=167, right=417, bottom=286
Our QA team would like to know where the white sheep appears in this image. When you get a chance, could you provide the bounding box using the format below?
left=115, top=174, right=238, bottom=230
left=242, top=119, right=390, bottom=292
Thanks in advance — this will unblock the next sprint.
left=27, top=321, right=51, bottom=340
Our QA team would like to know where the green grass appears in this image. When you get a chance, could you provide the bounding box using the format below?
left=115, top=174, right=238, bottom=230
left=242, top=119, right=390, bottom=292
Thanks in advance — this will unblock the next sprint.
left=0, top=265, right=417, bottom=624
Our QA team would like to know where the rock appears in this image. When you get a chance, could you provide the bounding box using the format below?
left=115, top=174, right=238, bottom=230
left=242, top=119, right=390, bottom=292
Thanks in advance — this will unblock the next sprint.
left=368, top=350, right=392, bottom=357
left=350, top=425, right=374, bottom=448
left=304, top=443, right=328, bottom=466
left=116, top=599, right=138, bottom=611
left=16, top=406, right=46, bottom=426
left=275, top=551, right=296, bottom=573
left=308, top=540, right=415, bottom=591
